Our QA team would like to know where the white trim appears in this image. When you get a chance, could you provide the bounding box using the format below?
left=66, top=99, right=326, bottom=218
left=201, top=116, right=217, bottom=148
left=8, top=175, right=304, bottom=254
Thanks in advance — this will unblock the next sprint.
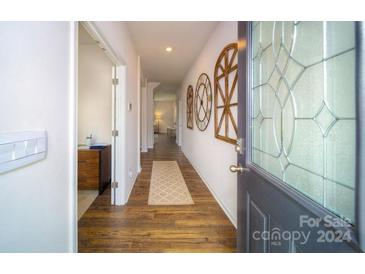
left=111, top=66, right=117, bottom=205
left=81, top=22, right=123, bottom=66
left=68, top=21, right=78, bottom=253
left=114, top=65, right=127, bottom=205
left=183, top=150, right=237, bottom=228
left=124, top=169, right=141, bottom=204
left=136, top=56, right=141, bottom=180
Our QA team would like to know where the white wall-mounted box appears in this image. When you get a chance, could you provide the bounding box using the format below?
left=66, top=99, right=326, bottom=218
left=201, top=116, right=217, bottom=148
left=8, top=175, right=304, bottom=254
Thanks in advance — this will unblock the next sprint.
left=0, top=131, right=47, bottom=174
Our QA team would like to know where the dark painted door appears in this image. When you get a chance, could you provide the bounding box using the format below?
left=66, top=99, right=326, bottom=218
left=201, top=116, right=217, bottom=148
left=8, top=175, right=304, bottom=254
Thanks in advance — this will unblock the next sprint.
left=235, top=21, right=365, bottom=252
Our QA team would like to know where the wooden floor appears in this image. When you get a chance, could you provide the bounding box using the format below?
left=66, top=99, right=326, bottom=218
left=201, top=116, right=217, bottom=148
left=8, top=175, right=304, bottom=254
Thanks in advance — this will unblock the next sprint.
left=78, top=134, right=236, bottom=252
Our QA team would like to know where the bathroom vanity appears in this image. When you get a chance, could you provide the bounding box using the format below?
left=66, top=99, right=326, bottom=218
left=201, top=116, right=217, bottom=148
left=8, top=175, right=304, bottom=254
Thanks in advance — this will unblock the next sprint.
left=78, top=145, right=111, bottom=194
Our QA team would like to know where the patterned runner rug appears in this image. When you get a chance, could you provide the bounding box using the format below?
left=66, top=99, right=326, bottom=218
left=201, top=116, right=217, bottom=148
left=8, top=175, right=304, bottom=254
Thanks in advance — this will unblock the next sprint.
left=148, top=161, right=194, bottom=205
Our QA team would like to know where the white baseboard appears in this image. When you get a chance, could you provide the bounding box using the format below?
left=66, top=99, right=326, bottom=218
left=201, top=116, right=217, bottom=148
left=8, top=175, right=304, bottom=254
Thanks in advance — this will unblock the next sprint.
left=183, top=150, right=237, bottom=228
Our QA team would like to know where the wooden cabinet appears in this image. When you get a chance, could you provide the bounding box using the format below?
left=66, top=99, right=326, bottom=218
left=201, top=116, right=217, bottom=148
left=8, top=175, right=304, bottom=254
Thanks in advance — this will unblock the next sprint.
left=78, top=145, right=111, bottom=194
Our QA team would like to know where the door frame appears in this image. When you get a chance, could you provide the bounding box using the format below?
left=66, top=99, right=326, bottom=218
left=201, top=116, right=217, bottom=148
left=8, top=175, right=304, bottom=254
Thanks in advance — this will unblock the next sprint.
left=355, top=22, right=365, bottom=250
left=73, top=21, right=128, bottom=251
left=237, top=21, right=365, bottom=252
left=76, top=21, right=126, bottom=205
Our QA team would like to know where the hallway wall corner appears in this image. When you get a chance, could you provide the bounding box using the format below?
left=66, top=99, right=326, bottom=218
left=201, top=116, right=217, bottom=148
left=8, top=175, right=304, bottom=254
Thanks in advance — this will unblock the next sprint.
left=178, top=21, right=238, bottom=229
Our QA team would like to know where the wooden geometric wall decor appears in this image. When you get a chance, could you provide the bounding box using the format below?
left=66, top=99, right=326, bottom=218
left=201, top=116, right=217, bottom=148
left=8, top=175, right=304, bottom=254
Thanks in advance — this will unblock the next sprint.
left=214, top=42, right=238, bottom=144
left=186, top=85, right=194, bottom=129
left=194, top=73, right=212, bottom=131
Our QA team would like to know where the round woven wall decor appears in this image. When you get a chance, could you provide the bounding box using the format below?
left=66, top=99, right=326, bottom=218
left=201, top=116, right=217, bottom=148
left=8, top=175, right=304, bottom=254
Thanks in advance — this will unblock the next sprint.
left=194, top=73, right=212, bottom=131
left=186, top=85, right=194, bottom=129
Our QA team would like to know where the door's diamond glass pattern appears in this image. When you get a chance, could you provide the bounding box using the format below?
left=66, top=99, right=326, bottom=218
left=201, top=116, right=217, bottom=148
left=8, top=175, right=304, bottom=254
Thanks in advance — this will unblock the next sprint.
left=250, top=21, right=356, bottom=223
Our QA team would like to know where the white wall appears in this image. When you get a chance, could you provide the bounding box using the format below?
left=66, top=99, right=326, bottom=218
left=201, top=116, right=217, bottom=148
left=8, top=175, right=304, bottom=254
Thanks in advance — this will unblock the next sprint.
left=92, top=22, right=140, bottom=203
left=78, top=44, right=113, bottom=144
left=178, top=22, right=238, bottom=226
left=0, top=22, right=76, bottom=252
left=141, top=86, right=148, bottom=152
left=0, top=21, right=141, bottom=252
left=136, top=56, right=142, bottom=172
left=140, top=86, right=148, bottom=152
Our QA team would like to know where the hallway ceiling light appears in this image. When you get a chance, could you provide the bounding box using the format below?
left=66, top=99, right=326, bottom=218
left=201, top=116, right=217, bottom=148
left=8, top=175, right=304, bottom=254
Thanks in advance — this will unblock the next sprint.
left=165, top=47, right=173, bottom=52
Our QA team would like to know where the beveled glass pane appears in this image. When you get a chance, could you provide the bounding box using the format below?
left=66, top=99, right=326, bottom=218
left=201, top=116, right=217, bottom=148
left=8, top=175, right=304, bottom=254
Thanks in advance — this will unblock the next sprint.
left=252, top=148, right=261, bottom=166
left=285, top=165, right=324, bottom=203
left=325, top=21, right=355, bottom=58
left=252, top=117, right=261, bottom=148
left=325, top=180, right=355, bottom=223
left=289, top=120, right=323, bottom=175
left=261, top=119, right=280, bottom=156
left=292, top=22, right=323, bottom=66
left=282, top=95, right=295, bottom=155
left=283, top=21, right=295, bottom=52
left=276, top=47, right=290, bottom=73
left=260, top=21, right=274, bottom=49
left=252, top=57, right=261, bottom=87
left=268, top=66, right=281, bottom=90
left=293, top=62, right=324, bottom=118
left=252, top=87, right=261, bottom=117
left=261, top=84, right=275, bottom=117
left=284, top=58, right=304, bottom=88
left=273, top=22, right=282, bottom=57
left=325, top=50, right=356, bottom=118
left=325, top=120, right=355, bottom=188
left=273, top=98, right=282, bottom=154
left=279, top=152, right=290, bottom=172
left=258, top=152, right=282, bottom=179
left=252, top=22, right=261, bottom=58
left=250, top=21, right=356, bottom=223
left=260, top=46, right=275, bottom=84
left=277, top=79, right=290, bottom=106
left=315, top=103, right=336, bottom=135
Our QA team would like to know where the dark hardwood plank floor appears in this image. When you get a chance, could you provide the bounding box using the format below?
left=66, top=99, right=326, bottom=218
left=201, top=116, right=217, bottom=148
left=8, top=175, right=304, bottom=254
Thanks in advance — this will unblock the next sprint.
left=78, top=134, right=236, bottom=252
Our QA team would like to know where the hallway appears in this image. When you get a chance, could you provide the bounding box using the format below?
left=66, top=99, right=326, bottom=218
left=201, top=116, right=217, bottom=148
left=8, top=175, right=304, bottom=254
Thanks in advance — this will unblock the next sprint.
left=78, top=134, right=236, bottom=252
left=1, top=20, right=361, bottom=255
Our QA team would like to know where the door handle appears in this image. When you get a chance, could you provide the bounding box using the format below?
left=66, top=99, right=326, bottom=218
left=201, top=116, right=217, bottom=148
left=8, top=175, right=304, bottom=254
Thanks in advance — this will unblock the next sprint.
left=229, top=164, right=249, bottom=174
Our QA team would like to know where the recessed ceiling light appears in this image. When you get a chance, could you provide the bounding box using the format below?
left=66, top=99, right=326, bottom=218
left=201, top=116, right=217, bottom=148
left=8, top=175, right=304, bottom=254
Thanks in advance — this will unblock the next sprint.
left=165, top=47, right=173, bottom=52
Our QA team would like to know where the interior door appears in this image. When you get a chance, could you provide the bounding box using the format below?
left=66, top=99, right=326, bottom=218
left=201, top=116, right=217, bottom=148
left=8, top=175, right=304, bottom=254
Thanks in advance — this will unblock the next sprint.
left=236, top=21, right=364, bottom=252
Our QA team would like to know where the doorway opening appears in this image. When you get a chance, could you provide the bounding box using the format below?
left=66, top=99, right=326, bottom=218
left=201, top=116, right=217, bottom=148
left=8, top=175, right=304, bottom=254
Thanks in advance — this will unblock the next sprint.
left=77, top=23, right=116, bottom=220
left=153, top=85, right=178, bottom=147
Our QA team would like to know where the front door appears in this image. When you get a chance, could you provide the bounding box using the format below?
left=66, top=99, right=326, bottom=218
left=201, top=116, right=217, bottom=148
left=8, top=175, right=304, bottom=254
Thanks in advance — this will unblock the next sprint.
left=236, top=21, right=364, bottom=252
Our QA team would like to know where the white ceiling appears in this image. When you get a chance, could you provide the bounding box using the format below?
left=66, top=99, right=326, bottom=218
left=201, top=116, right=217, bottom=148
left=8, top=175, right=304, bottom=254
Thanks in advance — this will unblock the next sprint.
left=126, top=22, right=218, bottom=86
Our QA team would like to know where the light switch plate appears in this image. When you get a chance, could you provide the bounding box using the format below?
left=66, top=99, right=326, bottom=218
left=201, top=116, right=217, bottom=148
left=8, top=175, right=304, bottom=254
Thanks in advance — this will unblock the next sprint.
left=0, top=131, right=47, bottom=174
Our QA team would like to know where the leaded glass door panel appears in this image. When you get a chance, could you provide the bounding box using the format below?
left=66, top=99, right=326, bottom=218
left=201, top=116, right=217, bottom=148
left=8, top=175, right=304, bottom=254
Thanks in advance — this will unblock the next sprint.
left=236, top=21, right=364, bottom=253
